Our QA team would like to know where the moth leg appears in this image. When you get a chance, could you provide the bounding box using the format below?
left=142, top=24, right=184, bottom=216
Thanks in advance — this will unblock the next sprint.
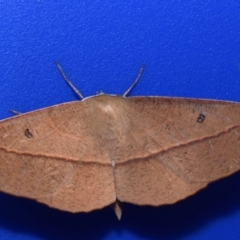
left=9, top=109, right=22, bottom=115
left=123, top=64, right=144, bottom=97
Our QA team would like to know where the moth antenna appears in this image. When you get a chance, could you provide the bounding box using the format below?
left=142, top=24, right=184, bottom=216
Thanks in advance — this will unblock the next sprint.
left=55, top=61, right=84, bottom=100
left=123, top=64, right=144, bottom=97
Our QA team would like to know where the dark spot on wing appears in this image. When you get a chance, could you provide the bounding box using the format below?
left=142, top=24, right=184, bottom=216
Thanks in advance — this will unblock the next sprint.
left=197, top=114, right=205, bottom=123
left=25, top=129, right=33, bottom=138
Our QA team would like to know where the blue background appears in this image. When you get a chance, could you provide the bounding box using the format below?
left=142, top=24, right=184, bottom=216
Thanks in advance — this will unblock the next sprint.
left=0, top=1, right=240, bottom=239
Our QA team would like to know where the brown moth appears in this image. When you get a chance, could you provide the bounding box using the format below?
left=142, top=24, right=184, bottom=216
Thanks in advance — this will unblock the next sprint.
left=0, top=63, right=240, bottom=220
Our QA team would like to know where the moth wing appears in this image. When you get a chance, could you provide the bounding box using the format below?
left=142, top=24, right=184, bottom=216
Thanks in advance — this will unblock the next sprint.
left=0, top=101, right=115, bottom=212
left=115, top=97, right=240, bottom=205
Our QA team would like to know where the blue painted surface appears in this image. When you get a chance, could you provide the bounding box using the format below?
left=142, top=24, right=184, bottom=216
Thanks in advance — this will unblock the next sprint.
left=0, top=1, right=240, bottom=239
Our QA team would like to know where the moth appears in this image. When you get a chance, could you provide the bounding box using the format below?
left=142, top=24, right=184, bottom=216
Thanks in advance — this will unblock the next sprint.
left=0, top=63, right=240, bottom=220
